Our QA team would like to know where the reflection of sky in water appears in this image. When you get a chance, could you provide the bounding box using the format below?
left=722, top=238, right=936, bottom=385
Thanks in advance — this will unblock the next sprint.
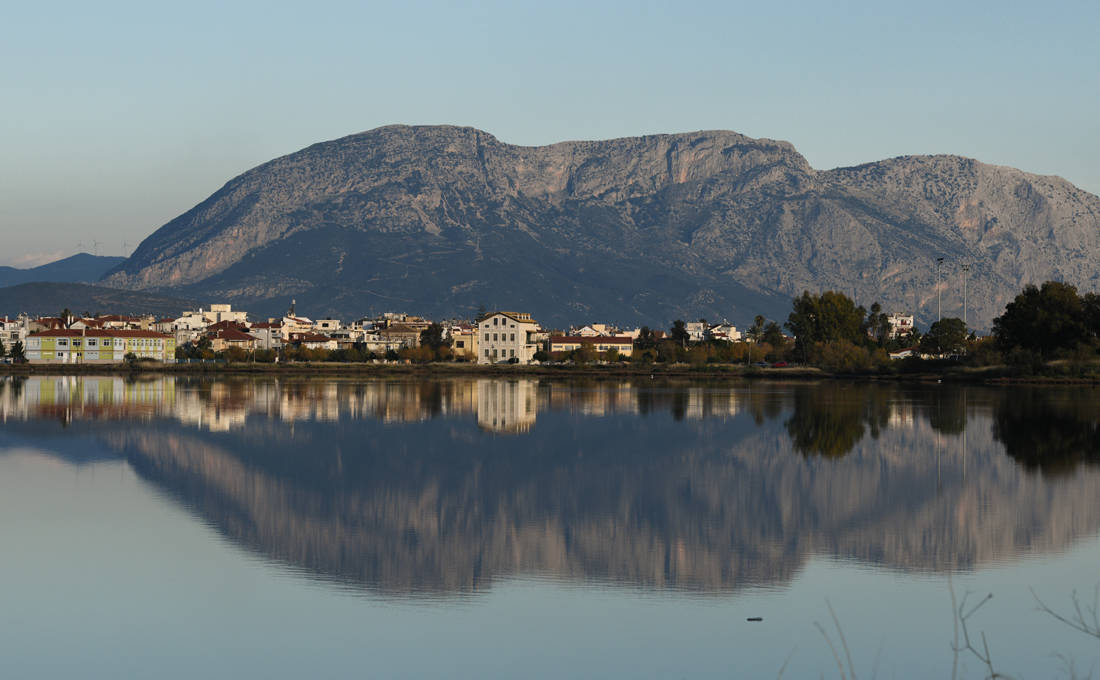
left=2, top=377, right=1100, bottom=677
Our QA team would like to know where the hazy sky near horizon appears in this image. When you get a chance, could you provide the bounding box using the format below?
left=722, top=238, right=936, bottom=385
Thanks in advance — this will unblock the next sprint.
left=1, top=0, right=1097, bottom=266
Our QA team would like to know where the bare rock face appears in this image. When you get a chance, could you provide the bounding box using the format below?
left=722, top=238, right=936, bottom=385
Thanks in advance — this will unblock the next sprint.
left=103, top=125, right=1100, bottom=327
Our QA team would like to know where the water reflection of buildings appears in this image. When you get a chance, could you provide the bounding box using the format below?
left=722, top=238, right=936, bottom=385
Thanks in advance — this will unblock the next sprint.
left=8, top=376, right=1100, bottom=597
left=477, top=379, right=536, bottom=433
left=2, top=376, right=759, bottom=434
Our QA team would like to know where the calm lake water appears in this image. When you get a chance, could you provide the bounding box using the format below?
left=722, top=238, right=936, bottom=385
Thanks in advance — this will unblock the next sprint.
left=2, top=375, right=1099, bottom=678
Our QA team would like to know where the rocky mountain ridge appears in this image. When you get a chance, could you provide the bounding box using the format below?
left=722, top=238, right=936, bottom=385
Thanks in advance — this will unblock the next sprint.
left=103, top=125, right=1100, bottom=327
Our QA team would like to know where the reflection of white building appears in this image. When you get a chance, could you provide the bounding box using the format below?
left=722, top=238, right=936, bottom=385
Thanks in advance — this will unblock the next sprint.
left=477, top=379, right=537, bottom=433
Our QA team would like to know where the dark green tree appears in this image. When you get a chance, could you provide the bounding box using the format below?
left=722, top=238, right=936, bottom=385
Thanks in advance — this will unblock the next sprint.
left=60, top=308, right=73, bottom=327
left=747, top=315, right=766, bottom=343
left=0, top=338, right=6, bottom=359
left=993, top=281, right=1089, bottom=357
left=865, top=302, right=891, bottom=345
left=761, top=321, right=786, bottom=348
left=786, top=291, right=867, bottom=357
left=635, top=326, right=658, bottom=350
left=9, top=340, right=25, bottom=362
left=420, top=323, right=448, bottom=349
left=919, top=317, right=969, bottom=356
left=670, top=320, right=689, bottom=347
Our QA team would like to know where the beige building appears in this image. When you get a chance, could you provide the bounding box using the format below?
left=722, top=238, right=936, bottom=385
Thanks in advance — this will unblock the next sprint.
left=548, top=335, right=634, bottom=358
left=477, top=312, right=542, bottom=364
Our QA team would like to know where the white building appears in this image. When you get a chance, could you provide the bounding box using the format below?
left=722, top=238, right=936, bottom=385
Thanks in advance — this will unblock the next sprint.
left=709, top=323, right=742, bottom=342
left=313, top=319, right=342, bottom=333
left=0, top=315, right=29, bottom=347
left=887, top=313, right=916, bottom=339
left=477, top=312, right=543, bottom=364
left=685, top=322, right=708, bottom=343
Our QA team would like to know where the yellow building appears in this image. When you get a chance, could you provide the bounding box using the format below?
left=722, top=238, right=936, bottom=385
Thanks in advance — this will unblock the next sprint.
left=25, top=329, right=177, bottom=364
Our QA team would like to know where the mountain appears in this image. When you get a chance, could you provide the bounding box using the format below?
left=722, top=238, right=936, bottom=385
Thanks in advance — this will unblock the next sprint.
left=102, top=126, right=1100, bottom=328
left=0, top=282, right=194, bottom=318
left=0, top=253, right=126, bottom=288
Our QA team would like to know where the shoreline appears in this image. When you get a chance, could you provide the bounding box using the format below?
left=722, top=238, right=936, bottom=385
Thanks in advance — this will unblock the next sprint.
left=2, top=361, right=1097, bottom=384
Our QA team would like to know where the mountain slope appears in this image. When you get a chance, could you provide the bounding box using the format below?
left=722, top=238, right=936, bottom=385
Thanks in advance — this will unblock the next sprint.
left=0, top=253, right=126, bottom=288
left=103, top=126, right=1100, bottom=328
left=0, top=282, right=194, bottom=318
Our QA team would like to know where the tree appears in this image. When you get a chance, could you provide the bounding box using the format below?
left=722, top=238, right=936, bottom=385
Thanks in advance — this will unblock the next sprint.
left=60, top=308, right=73, bottom=327
left=993, top=281, right=1089, bottom=357
left=420, top=322, right=448, bottom=350
left=670, top=320, right=689, bottom=347
left=920, top=317, right=968, bottom=357
left=786, top=291, right=867, bottom=357
left=9, top=341, right=25, bottom=362
left=635, top=326, right=658, bottom=350
left=747, top=315, right=766, bottom=343
left=0, top=338, right=6, bottom=359
left=865, top=302, right=891, bottom=345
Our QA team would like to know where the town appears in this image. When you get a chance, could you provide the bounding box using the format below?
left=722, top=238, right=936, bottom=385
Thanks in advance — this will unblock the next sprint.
left=0, top=299, right=920, bottom=366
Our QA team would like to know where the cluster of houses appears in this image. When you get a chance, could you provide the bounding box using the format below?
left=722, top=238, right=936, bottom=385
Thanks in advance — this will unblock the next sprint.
left=1, top=303, right=917, bottom=366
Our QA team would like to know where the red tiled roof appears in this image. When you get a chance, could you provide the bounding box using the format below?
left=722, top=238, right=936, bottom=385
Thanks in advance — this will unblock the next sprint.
left=213, top=328, right=256, bottom=342
left=549, top=335, right=633, bottom=345
left=29, top=329, right=171, bottom=339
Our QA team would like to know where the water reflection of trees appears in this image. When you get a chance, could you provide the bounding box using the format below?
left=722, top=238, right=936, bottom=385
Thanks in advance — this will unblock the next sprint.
left=785, top=384, right=892, bottom=458
left=993, top=388, right=1100, bottom=475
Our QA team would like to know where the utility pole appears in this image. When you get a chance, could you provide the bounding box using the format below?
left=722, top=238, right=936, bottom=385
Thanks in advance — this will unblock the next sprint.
left=961, top=264, right=970, bottom=327
left=936, top=257, right=944, bottom=322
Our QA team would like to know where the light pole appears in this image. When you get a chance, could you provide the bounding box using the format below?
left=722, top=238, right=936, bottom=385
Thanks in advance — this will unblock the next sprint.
left=961, top=263, right=970, bottom=327
left=936, top=257, right=944, bottom=322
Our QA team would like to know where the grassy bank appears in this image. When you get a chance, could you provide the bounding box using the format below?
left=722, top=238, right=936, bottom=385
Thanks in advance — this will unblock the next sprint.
left=6, top=359, right=1100, bottom=384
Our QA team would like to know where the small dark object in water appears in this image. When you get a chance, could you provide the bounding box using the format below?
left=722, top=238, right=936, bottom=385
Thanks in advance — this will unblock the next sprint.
left=747, top=617, right=763, bottom=622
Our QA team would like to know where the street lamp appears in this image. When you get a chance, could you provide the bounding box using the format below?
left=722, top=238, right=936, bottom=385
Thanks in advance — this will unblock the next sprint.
left=961, top=264, right=970, bottom=327
left=936, top=257, right=945, bottom=322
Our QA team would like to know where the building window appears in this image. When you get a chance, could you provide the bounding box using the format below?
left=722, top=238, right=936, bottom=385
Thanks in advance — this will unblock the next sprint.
left=57, top=352, right=64, bottom=358
left=493, top=333, right=498, bottom=341
left=58, top=339, right=68, bottom=347
left=484, top=349, right=489, bottom=357
left=455, top=340, right=464, bottom=348
left=510, top=333, right=515, bottom=341
left=510, top=349, right=515, bottom=357
left=493, top=318, right=498, bottom=326
left=484, top=333, right=489, bottom=341
left=87, top=339, right=97, bottom=347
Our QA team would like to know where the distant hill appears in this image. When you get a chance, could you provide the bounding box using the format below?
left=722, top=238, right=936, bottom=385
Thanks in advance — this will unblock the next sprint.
left=0, top=253, right=126, bottom=288
left=102, top=125, right=1100, bottom=328
left=0, top=282, right=194, bottom=319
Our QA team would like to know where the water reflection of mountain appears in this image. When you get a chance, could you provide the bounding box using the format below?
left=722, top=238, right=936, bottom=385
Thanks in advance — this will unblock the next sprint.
left=5, top=376, right=1100, bottom=596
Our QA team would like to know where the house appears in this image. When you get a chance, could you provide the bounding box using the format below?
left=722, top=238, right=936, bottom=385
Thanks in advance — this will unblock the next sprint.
left=313, top=319, right=342, bottom=333
left=449, top=323, right=478, bottom=360
left=209, top=327, right=258, bottom=352
left=288, top=332, right=338, bottom=351
left=548, top=335, right=634, bottom=358
left=685, top=322, right=708, bottom=343
left=205, top=304, right=248, bottom=325
left=0, top=315, right=29, bottom=346
left=476, top=312, right=543, bottom=364
left=377, top=324, right=422, bottom=349
left=24, top=329, right=176, bottom=364
left=708, top=323, right=742, bottom=342
left=570, top=323, right=618, bottom=337
left=887, top=313, right=915, bottom=339
left=249, top=322, right=284, bottom=351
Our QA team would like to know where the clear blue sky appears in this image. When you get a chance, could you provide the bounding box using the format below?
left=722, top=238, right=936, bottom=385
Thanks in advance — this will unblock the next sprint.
left=2, top=0, right=1097, bottom=266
